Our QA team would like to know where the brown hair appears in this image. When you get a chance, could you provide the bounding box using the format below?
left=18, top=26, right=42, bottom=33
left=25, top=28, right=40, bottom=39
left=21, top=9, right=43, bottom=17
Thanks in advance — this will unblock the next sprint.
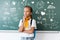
left=24, top=6, right=33, bottom=12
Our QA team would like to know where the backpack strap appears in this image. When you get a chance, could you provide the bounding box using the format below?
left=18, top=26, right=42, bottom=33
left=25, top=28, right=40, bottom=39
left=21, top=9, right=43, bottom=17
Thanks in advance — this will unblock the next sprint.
left=30, top=19, right=32, bottom=26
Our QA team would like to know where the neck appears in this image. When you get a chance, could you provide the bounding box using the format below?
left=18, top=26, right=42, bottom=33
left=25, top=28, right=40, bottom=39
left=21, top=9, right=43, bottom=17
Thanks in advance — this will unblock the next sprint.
left=25, top=16, right=31, bottom=20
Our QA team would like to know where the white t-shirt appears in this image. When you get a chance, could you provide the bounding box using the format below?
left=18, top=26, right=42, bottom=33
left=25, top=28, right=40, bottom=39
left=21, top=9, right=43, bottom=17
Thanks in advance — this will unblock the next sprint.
left=18, top=19, right=37, bottom=37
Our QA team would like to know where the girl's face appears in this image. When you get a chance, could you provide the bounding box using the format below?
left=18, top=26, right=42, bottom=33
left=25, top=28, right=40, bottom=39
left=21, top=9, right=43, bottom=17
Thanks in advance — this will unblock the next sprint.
left=24, top=7, right=32, bottom=18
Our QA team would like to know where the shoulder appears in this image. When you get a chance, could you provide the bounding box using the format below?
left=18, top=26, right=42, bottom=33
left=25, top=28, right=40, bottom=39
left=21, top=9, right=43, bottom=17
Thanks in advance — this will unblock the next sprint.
left=20, top=19, right=22, bottom=21
left=31, top=19, right=36, bottom=23
left=32, top=19, right=36, bottom=22
left=19, top=19, right=23, bottom=22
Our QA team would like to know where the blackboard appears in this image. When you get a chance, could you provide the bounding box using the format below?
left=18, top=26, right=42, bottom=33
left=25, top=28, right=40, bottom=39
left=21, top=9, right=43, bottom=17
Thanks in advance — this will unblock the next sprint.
left=0, top=0, right=60, bottom=31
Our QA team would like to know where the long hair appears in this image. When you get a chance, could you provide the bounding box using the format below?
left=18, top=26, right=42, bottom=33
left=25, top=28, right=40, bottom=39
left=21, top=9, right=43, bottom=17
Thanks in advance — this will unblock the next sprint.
left=24, top=6, right=33, bottom=19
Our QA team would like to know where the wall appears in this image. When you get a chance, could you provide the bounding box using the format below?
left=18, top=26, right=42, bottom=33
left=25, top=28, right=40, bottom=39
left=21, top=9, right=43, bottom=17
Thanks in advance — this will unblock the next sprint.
left=0, top=30, right=59, bottom=40
left=35, top=31, right=59, bottom=40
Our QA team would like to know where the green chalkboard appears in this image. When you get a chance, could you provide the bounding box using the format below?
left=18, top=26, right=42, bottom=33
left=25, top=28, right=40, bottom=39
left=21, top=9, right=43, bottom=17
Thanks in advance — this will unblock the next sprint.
left=0, top=0, right=60, bottom=31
